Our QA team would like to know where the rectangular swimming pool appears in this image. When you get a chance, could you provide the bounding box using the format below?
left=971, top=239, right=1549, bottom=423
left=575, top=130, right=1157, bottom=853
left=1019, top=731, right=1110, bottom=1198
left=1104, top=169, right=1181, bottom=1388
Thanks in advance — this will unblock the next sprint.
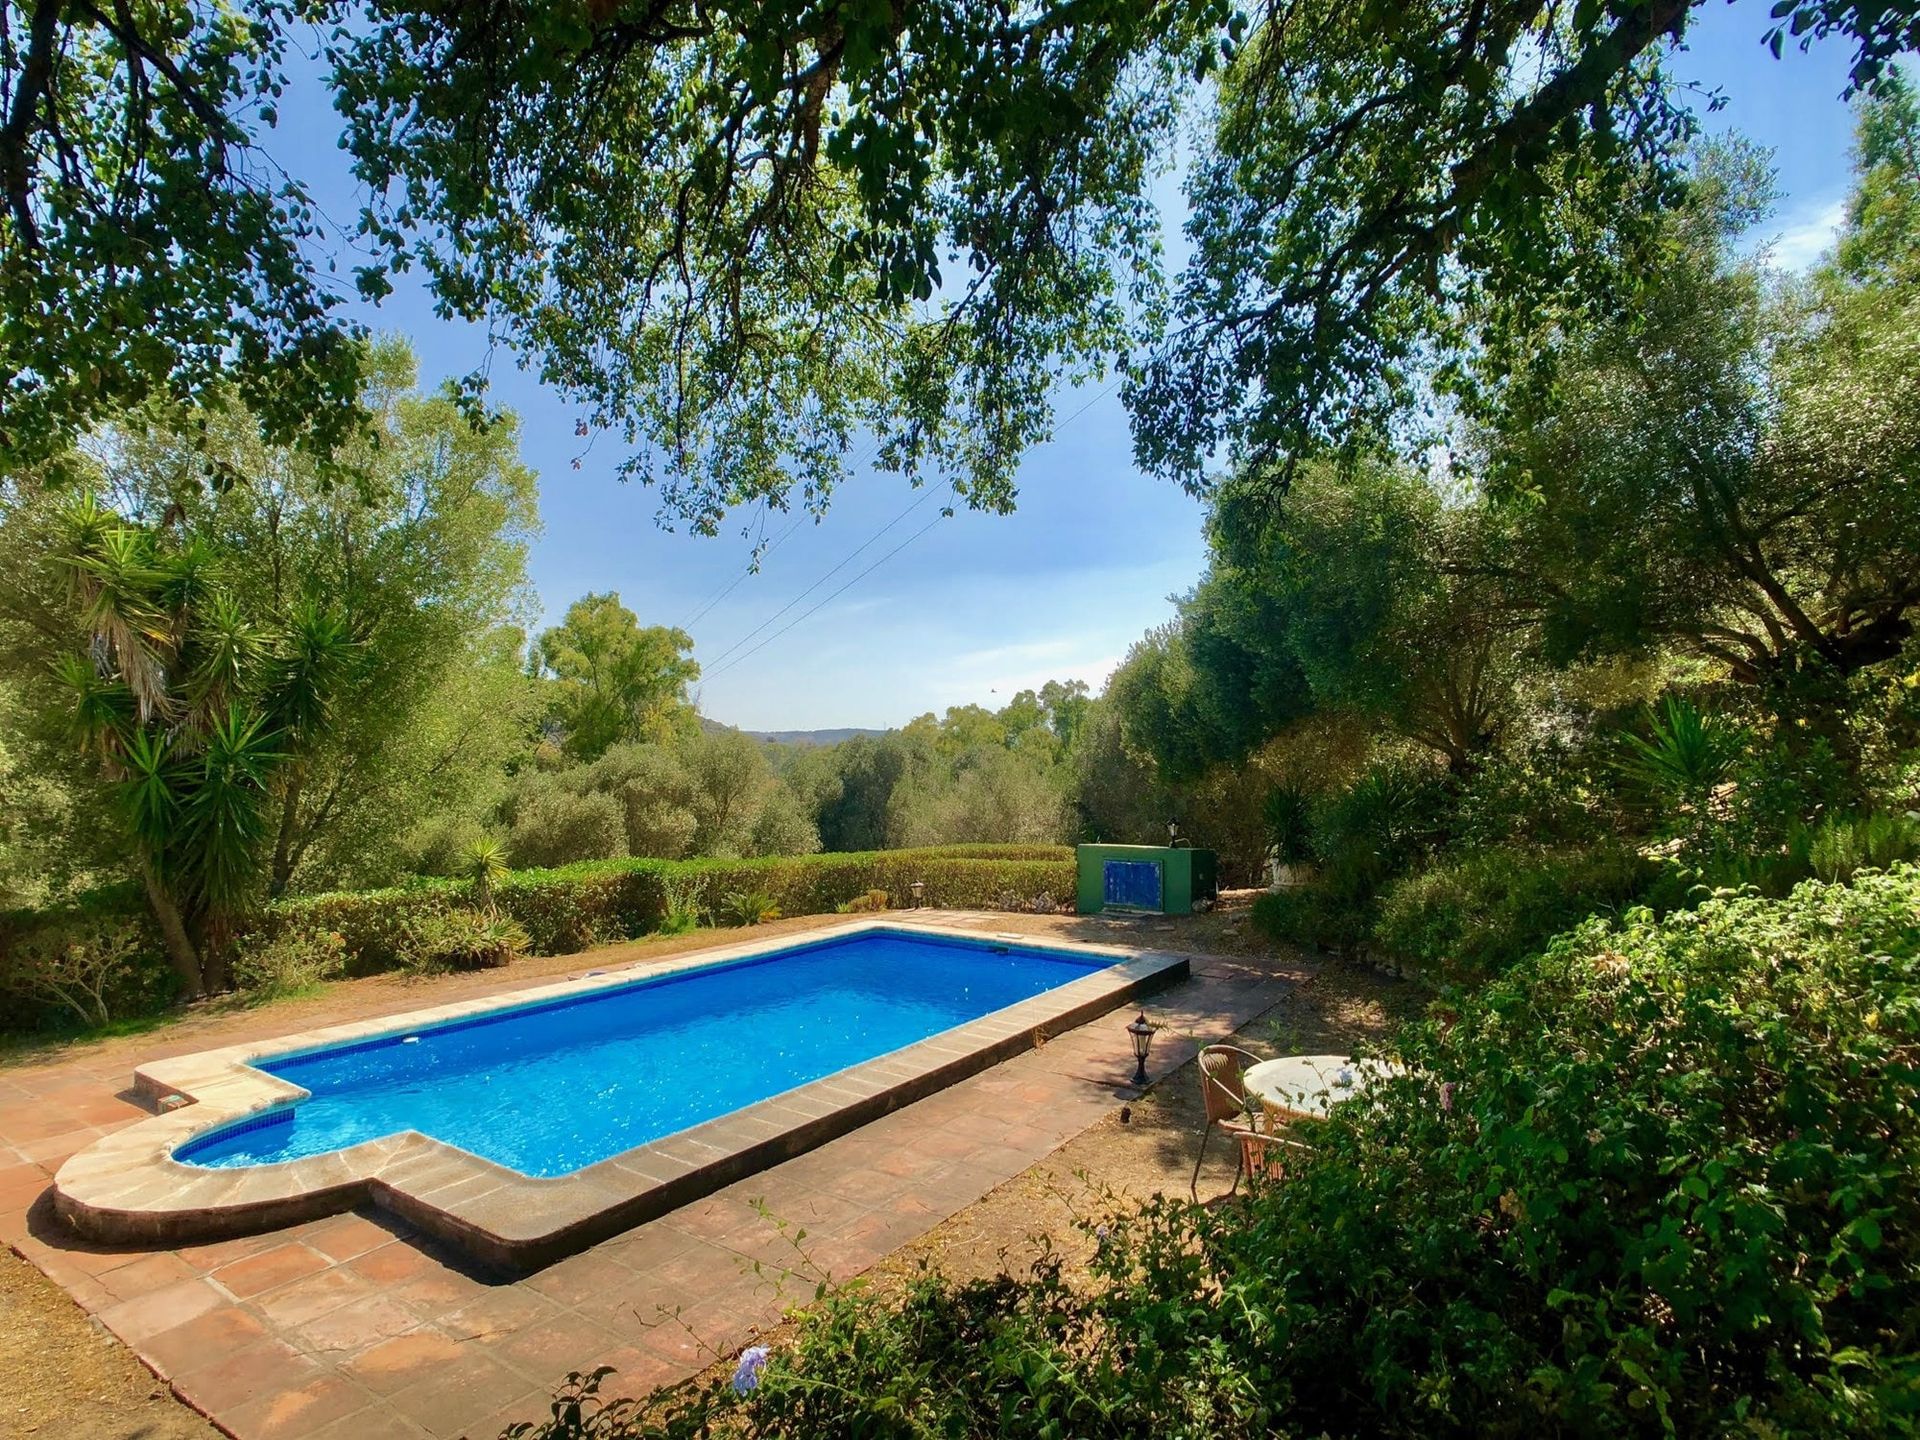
left=177, top=928, right=1109, bottom=1178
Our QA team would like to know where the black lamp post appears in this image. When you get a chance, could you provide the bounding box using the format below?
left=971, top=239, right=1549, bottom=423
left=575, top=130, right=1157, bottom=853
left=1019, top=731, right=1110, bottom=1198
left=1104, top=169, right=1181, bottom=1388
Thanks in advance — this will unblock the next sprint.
left=910, top=880, right=926, bottom=908
left=1126, top=1011, right=1159, bottom=1086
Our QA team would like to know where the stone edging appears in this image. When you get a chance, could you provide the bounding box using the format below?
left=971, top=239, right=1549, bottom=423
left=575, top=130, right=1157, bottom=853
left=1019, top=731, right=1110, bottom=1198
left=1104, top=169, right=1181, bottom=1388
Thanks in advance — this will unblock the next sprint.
left=52, top=919, right=1187, bottom=1272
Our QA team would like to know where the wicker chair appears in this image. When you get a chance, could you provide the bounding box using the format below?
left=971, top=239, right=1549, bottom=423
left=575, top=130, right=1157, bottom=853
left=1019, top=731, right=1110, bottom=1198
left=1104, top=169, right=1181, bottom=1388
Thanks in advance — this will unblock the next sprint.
left=1191, top=1043, right=1267, bottom=1199
left=1237, top=1129, right=1314, bottom=1186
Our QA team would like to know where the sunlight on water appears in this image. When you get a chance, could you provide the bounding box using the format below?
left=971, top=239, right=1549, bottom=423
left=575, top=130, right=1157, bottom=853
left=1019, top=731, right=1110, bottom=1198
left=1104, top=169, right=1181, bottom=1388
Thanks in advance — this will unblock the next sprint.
left=175, top=931, right=1102, bottom=1178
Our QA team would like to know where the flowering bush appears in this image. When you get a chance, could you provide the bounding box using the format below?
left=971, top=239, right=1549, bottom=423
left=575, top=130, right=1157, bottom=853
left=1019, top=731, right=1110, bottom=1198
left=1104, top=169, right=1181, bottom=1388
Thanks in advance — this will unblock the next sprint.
left=4, top=919, right=153, bottom=1027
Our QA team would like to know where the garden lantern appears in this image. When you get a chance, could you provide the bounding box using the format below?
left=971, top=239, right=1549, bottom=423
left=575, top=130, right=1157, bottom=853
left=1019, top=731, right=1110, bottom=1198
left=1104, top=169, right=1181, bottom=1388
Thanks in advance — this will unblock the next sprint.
left=910, top=879, right=926, bottom=908
left=1126, top=1010, right=1159, bottom=1086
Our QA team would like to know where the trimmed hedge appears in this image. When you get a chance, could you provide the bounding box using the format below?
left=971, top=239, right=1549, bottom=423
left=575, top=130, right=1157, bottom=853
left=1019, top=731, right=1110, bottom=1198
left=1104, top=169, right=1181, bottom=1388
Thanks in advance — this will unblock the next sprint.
left=268, top=847, right=1076, bottom=976
left=0, top=847, right=1074, bottom=1029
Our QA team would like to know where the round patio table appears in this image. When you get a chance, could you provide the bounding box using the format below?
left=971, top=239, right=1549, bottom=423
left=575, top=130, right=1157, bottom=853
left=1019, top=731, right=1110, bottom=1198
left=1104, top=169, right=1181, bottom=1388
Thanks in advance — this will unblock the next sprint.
left=1242, top=1053, right=1394, bottom=1123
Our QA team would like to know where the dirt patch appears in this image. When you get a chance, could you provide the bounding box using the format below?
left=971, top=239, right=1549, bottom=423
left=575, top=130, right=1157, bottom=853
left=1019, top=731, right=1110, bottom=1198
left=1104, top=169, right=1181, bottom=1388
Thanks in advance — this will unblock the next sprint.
left=0, top=1243, right=220, bottom=1439
left=851, top=952, right=1418, bottom=1292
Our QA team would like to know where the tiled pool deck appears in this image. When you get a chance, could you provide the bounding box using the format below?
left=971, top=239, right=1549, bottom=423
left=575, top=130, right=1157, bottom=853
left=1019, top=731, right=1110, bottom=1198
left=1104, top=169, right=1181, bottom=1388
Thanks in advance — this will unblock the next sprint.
left=55, top=920, right=1188, bottom=1269
left=2, top=912, right=1301, bottom=1440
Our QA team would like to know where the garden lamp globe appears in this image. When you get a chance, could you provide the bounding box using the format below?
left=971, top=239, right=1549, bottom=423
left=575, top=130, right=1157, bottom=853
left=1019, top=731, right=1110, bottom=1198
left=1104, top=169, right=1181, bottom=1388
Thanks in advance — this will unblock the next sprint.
left=1126, top=1011, right=1159, bottom=1086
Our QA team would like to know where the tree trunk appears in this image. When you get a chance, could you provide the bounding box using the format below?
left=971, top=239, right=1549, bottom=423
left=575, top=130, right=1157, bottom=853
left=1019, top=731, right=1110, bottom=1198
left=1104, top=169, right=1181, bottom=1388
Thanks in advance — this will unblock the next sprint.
left=268, top=777, right=303, bottom=900
left=140, top=861, right=206, bottom=999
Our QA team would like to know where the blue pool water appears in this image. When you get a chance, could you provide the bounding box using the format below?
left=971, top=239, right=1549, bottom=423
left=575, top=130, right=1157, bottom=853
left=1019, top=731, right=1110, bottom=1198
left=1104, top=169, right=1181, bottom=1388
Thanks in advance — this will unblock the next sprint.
left=176, top=929, right=1106, bottom=1178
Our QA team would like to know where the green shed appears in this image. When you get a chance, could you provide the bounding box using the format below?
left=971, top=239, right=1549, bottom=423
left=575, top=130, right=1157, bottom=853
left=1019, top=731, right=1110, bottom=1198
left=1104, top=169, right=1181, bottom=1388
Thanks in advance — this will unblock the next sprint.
left=1075, top=844, right=1218, bottom=916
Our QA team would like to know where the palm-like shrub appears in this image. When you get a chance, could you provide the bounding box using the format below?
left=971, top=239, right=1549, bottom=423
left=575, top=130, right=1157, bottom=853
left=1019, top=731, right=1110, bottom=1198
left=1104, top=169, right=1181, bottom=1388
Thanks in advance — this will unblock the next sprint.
left=1615, top=695, right=1745, bottom=828
left=720, top=888, right=781, bottom=926
left=49, top=497, right=353, bottom=995
left=462, top=836, right=512, bottom=913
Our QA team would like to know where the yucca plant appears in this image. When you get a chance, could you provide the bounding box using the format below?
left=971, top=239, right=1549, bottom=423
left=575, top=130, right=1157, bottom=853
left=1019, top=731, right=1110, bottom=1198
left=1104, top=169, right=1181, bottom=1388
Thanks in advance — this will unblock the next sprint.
left=49, top=496, right=353, bottom=997
left=461, top=836, right=512, bottom=914
left=1615, top=696, right=1746, bottom=847
left=721, top=888, right=782, bottom=926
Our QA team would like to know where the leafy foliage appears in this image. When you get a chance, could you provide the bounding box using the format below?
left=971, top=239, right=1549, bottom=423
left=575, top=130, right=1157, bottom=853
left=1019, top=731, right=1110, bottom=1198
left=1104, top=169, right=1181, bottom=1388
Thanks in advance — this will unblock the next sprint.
left=4, top=0, right=1911, bottom=532
left=395, top=906, right=530, bottom=975
left=0, top=0, right=368, bottom=476
left=534, top=596, right=699, bottom=760
left=331, top=0, right=1211, bottom=528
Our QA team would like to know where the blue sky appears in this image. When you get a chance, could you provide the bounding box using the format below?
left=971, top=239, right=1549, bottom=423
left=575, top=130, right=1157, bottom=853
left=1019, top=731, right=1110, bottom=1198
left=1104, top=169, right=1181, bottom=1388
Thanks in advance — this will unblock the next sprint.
left=271, top=3, right=1869, bottom=730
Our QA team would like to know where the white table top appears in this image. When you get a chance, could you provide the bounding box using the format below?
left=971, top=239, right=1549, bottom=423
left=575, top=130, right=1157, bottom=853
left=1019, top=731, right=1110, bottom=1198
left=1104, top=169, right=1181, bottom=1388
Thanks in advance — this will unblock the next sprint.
left=1242, top=1053, right=1392, bottom=1121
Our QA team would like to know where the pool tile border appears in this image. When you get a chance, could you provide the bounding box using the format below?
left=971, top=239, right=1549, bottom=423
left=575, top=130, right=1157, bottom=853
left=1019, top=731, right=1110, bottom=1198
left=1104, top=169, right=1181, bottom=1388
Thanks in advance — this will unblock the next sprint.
left=52, top=920, right=1186, bottom=1271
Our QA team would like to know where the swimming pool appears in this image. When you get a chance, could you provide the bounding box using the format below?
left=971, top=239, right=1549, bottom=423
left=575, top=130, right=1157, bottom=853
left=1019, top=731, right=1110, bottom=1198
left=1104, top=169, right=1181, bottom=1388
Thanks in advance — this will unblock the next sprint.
left=176, top=928, right=1109, bottom=1178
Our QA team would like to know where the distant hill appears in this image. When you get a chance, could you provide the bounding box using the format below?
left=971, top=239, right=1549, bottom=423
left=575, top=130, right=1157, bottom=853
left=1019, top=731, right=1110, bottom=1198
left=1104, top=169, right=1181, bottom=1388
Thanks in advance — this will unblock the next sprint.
left=745, top=727, right=889, bottom=747
left=697, top=715, right=889, bottom=746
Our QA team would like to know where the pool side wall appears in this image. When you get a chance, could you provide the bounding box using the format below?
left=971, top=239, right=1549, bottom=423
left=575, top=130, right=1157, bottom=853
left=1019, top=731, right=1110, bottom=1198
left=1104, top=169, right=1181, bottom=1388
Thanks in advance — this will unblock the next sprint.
left=52, top=919, right=1189, bottom=1273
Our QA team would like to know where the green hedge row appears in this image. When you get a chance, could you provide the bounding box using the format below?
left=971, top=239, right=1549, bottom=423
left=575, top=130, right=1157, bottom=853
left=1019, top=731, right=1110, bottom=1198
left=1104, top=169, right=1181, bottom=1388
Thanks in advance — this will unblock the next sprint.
left=269, top=847, right=1076, bottom=976
left=0, top=848, right=1075, bottom=1031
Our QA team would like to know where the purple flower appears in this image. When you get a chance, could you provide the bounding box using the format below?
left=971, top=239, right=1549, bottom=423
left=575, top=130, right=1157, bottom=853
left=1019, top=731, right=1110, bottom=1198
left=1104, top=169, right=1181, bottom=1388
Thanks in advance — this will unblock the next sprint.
left=1439, top=1082, right=1456, bottom=1113
left=731, top=1344, right=770, bottom=1396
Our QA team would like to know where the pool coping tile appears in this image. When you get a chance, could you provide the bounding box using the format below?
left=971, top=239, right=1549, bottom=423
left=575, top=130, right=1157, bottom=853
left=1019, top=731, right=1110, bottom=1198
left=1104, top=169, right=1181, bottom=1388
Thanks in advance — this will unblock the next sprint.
left=52, top=920, right=1186, bottom=1271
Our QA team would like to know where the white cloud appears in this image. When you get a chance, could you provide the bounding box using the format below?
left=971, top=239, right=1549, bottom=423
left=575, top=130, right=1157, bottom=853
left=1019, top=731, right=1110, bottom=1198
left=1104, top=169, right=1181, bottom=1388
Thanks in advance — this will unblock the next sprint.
left=1758, top=197, right=1848, bottom=273
left=947, top=638, right=1080, bottom=671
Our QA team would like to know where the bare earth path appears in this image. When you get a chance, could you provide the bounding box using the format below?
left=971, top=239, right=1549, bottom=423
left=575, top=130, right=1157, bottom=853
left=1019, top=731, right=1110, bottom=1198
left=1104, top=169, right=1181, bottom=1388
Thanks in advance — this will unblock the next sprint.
left=1, top=899, right=1419, bottom=1439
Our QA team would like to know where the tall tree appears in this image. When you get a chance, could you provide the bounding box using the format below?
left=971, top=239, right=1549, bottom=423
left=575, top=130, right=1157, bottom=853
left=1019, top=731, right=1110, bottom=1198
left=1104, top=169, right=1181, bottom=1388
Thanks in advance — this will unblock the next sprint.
left=1213, top=462, right=1528, bottom=772
left=1478, top=93, right=1920, bottom=726
left=88, top=342, right=543, bottom=894
left=44, top=496, right=353, bottom=996
left=534, top=595, right=699, bottom=759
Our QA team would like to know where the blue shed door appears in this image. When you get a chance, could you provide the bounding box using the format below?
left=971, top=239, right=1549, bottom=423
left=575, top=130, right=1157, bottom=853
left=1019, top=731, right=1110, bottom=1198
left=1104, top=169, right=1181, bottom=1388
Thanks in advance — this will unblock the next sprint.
left=1103, top=860, right=1163, bottom=911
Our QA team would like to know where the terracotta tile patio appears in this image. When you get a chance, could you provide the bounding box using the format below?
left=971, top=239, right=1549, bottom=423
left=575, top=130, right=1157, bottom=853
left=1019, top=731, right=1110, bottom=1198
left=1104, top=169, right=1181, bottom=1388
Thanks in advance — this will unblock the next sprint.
left=2, top=912, right=1301, bottom=1439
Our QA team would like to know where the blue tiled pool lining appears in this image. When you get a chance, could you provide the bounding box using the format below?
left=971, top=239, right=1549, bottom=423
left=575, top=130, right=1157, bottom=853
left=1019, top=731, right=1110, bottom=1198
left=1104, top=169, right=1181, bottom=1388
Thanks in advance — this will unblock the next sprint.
left=176, top=929, right=1108, bottom=1177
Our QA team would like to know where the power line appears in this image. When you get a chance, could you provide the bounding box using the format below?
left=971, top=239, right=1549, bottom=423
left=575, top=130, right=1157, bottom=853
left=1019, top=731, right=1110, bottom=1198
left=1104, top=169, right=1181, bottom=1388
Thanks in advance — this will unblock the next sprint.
left=699, top=483, right=945, bottom=671
left=677, top=430, right=893, bottom=630
left=1044, top=372, right=1124, bottom=436
left=679, top=510, right=806, bottom=629
left=697, top=373, right=1120, bottom=680
left=701, top=501, right=952, bottom=683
